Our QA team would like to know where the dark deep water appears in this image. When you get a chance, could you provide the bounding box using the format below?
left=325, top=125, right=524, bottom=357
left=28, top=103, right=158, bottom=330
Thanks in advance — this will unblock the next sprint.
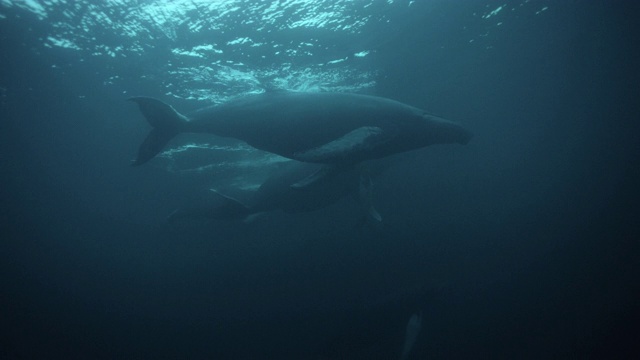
left=1, top=1, right=639, bottom=359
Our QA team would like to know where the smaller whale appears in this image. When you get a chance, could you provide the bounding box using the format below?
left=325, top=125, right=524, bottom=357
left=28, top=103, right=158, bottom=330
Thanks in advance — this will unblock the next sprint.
left=167, top=161, right=384, bottom=223
left=129, top=92, right=472, bottom=185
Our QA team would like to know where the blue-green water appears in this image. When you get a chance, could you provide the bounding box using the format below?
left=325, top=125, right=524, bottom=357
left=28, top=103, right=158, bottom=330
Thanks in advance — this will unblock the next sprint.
left=0, top=1, right=638, bottom=358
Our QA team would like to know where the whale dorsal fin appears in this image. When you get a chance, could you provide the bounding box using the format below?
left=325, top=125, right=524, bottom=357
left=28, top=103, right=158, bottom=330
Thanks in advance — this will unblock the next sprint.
left=292, top=126, right=390, bottom=163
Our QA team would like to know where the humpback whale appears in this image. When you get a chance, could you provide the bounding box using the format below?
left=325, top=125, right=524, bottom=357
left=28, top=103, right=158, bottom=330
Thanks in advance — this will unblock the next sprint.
left=129, top=92, right=472, bottom=174
left=166, top=161, right=383, bottom=223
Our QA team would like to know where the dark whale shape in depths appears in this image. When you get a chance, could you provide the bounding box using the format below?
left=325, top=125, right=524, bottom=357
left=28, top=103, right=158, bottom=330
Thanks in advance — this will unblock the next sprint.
left=167, top=161, right=383, bottom=223
left=129, top=91, right=472, bottom=168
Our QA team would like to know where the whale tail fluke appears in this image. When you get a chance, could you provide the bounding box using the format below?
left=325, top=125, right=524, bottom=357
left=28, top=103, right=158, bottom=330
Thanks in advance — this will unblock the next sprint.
left=128, top=97, right=188, bottom=166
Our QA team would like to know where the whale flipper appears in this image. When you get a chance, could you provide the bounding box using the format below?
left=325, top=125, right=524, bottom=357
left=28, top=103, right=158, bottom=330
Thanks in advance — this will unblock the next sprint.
left=208, top=189, right=252, bottom=219
left=289, top=164, right=341, bottom=189
left=292, top=126, right=389, bottom=163
left=167, top=189, right=251, bottom=222
left=129, top=97, right=188, bottom=166
left=400, top=311, right=423, bottom=360
left=358, top=172, right=382, bottom=223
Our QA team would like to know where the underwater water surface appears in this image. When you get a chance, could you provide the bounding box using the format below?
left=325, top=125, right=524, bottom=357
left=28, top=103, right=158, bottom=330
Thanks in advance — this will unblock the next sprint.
left=0, top=1, right=638, bottom=359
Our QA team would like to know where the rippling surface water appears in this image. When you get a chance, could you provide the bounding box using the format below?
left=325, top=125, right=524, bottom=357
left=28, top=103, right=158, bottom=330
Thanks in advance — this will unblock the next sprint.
left=1, top=0, right=546, bottom=174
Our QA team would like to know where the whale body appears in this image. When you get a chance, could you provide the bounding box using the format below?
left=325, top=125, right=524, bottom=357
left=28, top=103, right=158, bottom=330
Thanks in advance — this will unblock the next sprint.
left=167, top=161, right=383, bottom=223
left=129, top=92, right=472, bottom=168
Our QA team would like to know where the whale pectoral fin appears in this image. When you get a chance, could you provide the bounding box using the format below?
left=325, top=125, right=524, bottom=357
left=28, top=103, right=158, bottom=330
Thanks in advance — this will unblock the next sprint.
left=289, top=164, right=343, bottom=189
left=165, top=189, right=251, bottom=222
left=358, top=172, right=382, bottom=223
left=400, top=310, right=423, bottom=360
left=243, top=212, right=266, bottom=224
left=293, top=126, right=388, bottom=163
left=166, top=207, right=187, bottom=223
left=209, top=189, right=252, bottom=218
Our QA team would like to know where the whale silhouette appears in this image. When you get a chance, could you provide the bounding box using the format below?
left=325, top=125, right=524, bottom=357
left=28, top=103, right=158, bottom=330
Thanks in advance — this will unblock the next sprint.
left=166, top=161, right=383, bottom=224
left=129, top=91, right=472, bottom=185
